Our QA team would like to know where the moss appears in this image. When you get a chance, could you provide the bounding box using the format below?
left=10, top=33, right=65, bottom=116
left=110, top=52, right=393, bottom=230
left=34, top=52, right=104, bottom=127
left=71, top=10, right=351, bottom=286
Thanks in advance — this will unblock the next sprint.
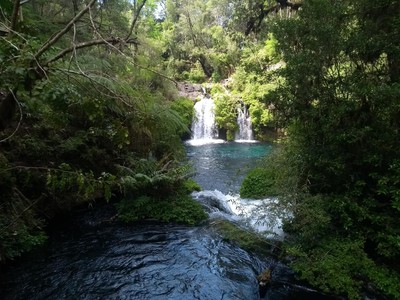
left=212, top=220, right=277, bottom=256
left=226, top=129, right=235, bottom=141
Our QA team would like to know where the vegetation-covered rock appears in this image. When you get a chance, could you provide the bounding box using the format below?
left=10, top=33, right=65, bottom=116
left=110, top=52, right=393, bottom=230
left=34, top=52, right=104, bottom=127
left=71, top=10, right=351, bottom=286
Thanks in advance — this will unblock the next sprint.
left=212, top=220, right=277, bottom=257
left=117, top=179, right=207, bottom=225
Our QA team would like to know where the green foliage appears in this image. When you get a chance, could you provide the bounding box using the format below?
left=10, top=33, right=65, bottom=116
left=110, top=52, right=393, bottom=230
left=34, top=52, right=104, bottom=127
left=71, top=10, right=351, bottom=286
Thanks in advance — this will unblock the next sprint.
left=46, top=163, right=116, bottom=203
left=161, top=0, right=241, bottom=80
left=0, top=217, right=47, bottom=262
left=0, top=154, right=47, bottom=262
left=213, top=93, right=239, bottom=141
left=169, top=97, right=194, bottom=136
left=250, top=0, right=400, bottom=298
left=227, top=35, right=282, bottom=139
left=240, top=167, right=277, bottom=199
left=0, top=0, right=195, bottom=263
left=240, top=146, right=304, bottom=199
left=117, top=191, right=207, bottom=225
left=186, top=62, right=207, bottom=83
left=117, top=158, right=194, bottom=198
left=261, top=142, right=400, bottom=298
left=287, top=237, right=400, bottom=300
left=182, top=179, right=202, bottom=193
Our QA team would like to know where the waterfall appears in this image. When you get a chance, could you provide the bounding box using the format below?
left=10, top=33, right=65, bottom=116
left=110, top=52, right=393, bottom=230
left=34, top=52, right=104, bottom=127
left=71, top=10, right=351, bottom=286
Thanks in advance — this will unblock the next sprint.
left=189, top=96, right=223, bottom=145
left=235, top=105, right=254, bottom=141
left=192, top=190, right=284, bottom=238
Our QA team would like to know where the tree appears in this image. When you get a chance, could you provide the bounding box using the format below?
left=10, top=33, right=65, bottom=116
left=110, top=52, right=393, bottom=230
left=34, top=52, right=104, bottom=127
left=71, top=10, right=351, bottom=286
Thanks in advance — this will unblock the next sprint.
left=0, top=0, right=193, bottom=262
left=264, top=0, right=400, bottom=297
left=161, top=0, right=242, bottom=81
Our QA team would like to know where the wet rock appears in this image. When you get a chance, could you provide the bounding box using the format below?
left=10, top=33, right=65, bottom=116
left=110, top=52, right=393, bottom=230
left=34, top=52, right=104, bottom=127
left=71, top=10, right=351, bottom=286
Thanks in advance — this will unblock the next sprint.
left=177, top=82, right=204, bottom=100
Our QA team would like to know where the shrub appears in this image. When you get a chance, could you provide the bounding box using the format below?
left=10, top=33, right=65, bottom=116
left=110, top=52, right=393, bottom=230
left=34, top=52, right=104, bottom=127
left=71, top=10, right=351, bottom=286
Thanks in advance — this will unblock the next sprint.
left=170, top=97, right=194, bottom=130
left=117, top=179, right=206, bottom=225
left=182, top=179, right=201, bottom=193
left=117, top=193, right=207, bottom=225
left=240, top=167, right=277, bottom=198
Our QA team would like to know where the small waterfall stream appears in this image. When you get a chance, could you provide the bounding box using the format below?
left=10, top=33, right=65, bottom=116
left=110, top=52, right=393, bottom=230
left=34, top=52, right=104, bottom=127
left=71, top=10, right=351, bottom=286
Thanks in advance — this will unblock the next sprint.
left=235, top=105, right=254, bottom=141
left=191, top=96, right=218, bottom=140
left=188, top=96, right=224, bottom=145
left=192, top=190, right=284, bottom=238
left=189, top=95, right=255, bottom=144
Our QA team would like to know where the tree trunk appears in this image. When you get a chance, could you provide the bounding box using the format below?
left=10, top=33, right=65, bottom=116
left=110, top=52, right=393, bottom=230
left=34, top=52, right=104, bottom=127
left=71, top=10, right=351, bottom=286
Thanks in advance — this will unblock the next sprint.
left=388, top=53, right=400, bottom=83
left=0, top=92, right=16, bottom=131
left=198, top=54, right=213, bottom=78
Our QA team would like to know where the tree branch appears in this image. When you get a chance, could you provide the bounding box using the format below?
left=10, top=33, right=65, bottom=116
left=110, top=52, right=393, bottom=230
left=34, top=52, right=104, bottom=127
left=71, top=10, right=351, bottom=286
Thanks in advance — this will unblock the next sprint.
left=34, top=0, right=97, bottom=60
left=4, top=188, right=42, bottom=231
left=245, top=0, right=302, bottom=35
left=10, top=0, right=21, bottom=31
left=53, top=68, right=136, bottom=108
left=125, top=0, right=147, bottom=42
left=44, top=37, right=138, bottom=65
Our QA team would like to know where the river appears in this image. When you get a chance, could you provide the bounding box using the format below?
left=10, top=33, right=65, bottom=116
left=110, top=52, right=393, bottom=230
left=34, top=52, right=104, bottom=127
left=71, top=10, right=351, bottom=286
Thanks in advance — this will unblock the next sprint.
left=0, top=142, right=336, bottom=300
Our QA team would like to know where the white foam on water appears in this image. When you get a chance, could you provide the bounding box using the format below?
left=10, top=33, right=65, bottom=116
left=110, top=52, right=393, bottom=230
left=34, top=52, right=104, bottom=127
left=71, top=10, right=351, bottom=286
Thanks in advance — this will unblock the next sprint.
left=192, top=190, right=284, bottom=238
left=234, top=140, right=258, bottom=144
left=185, top=139, right=226, bottom=146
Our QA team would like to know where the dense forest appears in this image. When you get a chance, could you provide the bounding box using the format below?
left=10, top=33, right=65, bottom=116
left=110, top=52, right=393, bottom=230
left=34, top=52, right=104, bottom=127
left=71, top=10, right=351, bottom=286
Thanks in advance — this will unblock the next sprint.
left=1, top=0, right=399, bottom=299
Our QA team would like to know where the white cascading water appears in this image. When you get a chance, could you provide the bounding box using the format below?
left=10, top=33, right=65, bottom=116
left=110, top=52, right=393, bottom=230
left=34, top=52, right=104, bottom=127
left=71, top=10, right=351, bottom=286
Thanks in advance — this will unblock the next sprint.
left=192, top=190, right=284, bottom=239
left=235, top=105, right=254, bottom=142
left=188, top=96, right=224, bottom=145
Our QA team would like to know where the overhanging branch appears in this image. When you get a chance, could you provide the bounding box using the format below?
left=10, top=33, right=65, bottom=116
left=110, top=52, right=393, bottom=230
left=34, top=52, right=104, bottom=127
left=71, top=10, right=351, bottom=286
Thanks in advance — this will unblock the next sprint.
left=44, top=37, right=138, bottom=66
left=34, top=0, right=97, bottom=60
left=125, top=0, right=147, bottom=42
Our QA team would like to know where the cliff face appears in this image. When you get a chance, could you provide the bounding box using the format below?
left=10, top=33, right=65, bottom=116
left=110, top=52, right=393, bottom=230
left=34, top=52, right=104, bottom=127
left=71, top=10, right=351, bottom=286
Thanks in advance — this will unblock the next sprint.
left=177, top=82, right=204, bottom=101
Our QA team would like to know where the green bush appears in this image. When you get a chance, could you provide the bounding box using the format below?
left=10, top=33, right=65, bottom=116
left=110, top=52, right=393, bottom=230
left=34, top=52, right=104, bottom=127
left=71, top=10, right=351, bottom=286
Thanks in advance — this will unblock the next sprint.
left=187, top=62, right=207, bottom=83
left=0, top=219, right=47, bottom=262
left=240, top=167, right=277, bottom=198
left=117, top=179, right=206, bottom=225
left=214, top=93, right=239, bottom=141
left=117, top=193, right=207, bottom=225
left=286, top=237, right=400, bottom=300
left=182, top=179, right=201, bottom=193
left=170, top=97, right=194, bottom=135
